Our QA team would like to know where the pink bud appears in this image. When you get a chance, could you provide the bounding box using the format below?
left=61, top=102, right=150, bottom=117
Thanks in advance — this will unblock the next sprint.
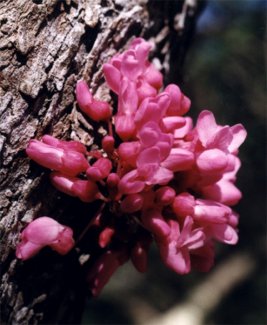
left=93, top=158, right=112, bottom=178
left=26, top=140, right=63, bottom=170
left=131, top=236, right=151, bottom=273
left=196, top=149, right=228, bottom=172
left=75, top=80, right=93, bottom=109
left=103, top=63, right=121, bottom=94
left=155, top=186, right=176, bottom=206
left=87, top=158, right=112, bottom=181
left=98, top=227, right=115, bottom=248
left=102, top=135, right=115, bottom=154
left=61, top=150, right=89, bottom=176
left=16, top=217, right=74, bottom=260
left=120, top=193, right=144, bottom=213
left=118, top=170, right=145, bottom=195
left=26, top=140, right=89, bottom=176
left=165, top=84, right=190, bottom=116
left=143, top=64, right=163, bottom=89
left=194, top=199, right=231, bottom=224
left=107, top=173, right=120, bottom=188
left=87, top=99, right=112, bottom=122
left=76, top=80, right=112, bottom=122
left=50, top=172, right=99, bottom=203
left=172, top=193, right=195, bottom=218
left=86, top=167, right=102, bottom=182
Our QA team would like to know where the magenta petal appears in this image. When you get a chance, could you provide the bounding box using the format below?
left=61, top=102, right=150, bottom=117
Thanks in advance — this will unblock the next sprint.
left=211, top=224, right=238, bottom=244
left=50, top=227, right=74, bottom=255
left=162, top=116, right=186, bottom=132
left=119, top=78, right=138, bottom=115
left=121, top=194, right=144, bottom=213
left=76, top=80, right=93, bottom=109
left=61, top=150, right=89, bottom=176
left=118, top=170, right=145, bottom=194
left=228, top=124, right=247, bottom=153
left=196, top=149, right=228, bottom=172
left=137, top=146, right=160, bottom=166
left=138, top=122, right=160, bottom=147
left=174, top=117, right=193, bottom=139
left=16, top=241, right=41, bottom=260
left=172, top=192, right=195, bottom=218
left=159, top=242, right=191, bottom=275
left=134, top=100, right=160, bottom=127
left=194, top=200, right=231, bottom=224
left=121, top=52, right=142, bottom=80
left=148, top=166, right=173, bottom=185
left=23, top=217, right=62, bottom=245
left=196, top=110, right=218, bottom=146
left=102, top=63, right=121, bottom=93
left=165, top=84, right=182, bottom=115
left=201, top=180, right=242, bottom=206
left=137, top=80, right=157, bottom=102
left=143, top=64, right=163, bottom=89
left=132, top=38, right=151, bottom=63
left=208, top=126, right=233, bottom=151
left=157, top=93, right=170, bottom=115
left=26, top=140, right=63, bottom=171
left=142, top=209, right=171, bottom=239
left=115, top=114, right=136, bottom=141
left=162, top=148, right=194, bottom=172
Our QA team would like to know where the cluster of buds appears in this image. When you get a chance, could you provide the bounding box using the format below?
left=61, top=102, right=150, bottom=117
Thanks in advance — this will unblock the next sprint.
left=16, top=38, right=246, bottom=296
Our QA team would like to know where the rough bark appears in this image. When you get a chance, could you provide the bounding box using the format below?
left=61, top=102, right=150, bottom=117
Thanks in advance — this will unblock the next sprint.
left=0, top=0, right=203, bottom=324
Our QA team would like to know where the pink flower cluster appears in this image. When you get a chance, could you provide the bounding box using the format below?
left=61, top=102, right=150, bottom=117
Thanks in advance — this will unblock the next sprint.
left=17, top=38, right=246, bottom=296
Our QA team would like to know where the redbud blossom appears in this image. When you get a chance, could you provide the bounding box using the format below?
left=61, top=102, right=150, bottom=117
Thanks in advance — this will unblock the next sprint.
left=26, top=140, right=89, bottom=176
left=76, top=80, right=112, bottom=121
left=50, top=172, right=100, bottom=202
left=20, top=37, right=247, bottom=297
left=16, top=217, right=74, bottom=260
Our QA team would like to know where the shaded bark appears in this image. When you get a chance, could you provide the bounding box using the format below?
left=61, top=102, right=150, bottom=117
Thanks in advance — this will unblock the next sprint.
left=0, top=0, right=203, bottom=323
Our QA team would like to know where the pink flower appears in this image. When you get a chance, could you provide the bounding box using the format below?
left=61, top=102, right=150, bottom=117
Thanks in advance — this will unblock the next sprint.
left=50, top=172, right=101, bottom=202
left=21, top=37, right=247, bottom=294
left=76, top=80, right=112, bottom=121
left=173, top=193, right=238, bottom=244
left=200, top=157, right=242, bottom=205
left=141, top=209, right=171, bottom=240
left=16, top=217, right=74, bottom=260
left=165, top=84, right=191, bottom=116
left=26, top=139, right=89, bottom=176
left=86, top=158, right=112, bottom=181
left=103, top=38, right=162, bottom=95
left=195, top=110, right=247, bottom=154
left=157, top=217, right=205, bottom=274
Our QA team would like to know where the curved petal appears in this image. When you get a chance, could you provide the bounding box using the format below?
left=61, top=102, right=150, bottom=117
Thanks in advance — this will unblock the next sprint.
left=196, top=110, right=218, bottom=147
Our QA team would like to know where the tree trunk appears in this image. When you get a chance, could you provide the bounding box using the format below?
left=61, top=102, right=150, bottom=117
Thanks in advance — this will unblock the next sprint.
left=0, top=0, right=203, bottom=324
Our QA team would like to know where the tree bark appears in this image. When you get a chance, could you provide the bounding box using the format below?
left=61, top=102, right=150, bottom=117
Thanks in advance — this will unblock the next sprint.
left=0, top=0, right=203, bottom=324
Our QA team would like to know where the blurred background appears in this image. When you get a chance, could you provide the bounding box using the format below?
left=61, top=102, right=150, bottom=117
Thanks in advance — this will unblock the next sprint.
left=82, top=1, right=266, bottom=324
